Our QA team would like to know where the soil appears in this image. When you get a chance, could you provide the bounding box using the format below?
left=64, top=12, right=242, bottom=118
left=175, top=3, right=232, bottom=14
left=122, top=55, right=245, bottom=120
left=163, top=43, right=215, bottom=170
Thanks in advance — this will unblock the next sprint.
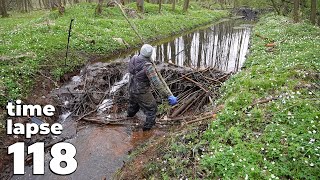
left=114, top=131, right=168, bottom=180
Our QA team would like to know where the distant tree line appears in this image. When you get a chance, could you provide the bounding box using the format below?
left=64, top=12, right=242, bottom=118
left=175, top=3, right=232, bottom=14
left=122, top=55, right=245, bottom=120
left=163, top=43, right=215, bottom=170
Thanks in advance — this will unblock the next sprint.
left=0, top=0, right=319, bottom=25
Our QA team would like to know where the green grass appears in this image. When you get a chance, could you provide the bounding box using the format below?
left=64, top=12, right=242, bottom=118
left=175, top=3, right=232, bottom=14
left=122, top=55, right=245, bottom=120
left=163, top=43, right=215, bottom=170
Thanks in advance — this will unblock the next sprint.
left=142, top=15, right=320, bottom=179
left=0, top=2, right=228, bottom=106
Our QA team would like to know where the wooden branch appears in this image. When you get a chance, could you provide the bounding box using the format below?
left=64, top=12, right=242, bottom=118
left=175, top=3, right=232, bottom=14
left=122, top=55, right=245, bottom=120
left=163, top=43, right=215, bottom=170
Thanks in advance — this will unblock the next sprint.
left=185, top=115, right=213, bottom=124
left=115, top=2, right=144, bottom=43
left=171, top=91, right=200, bottom=117
left=183, top=76, right=209, bottom=93
left=250, top=96, right=278, bottom=107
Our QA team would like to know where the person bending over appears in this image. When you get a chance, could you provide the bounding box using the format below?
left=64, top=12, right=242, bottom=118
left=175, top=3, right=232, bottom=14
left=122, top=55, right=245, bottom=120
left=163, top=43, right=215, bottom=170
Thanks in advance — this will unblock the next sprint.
left=127, top=44, right=178, bottom=131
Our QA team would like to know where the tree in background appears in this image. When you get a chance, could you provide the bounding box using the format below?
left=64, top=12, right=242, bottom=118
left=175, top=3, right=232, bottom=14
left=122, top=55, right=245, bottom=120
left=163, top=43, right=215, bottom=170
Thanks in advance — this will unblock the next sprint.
left=18, top=0, right=33, bottom=12
left=95, top=0, right=103, bottom=15
left=172, top=0, right=175, bottom=11
left=0, top=0, right=9, bottom=17
left=294, top=0, right=300, bottom=23
left=137, top=0, right=144, bottom=12
left=183, top=0, right=189, bottom=12
left=310, top=0, right=316, bottom=24
left=159, top=0, right=162, bottom=13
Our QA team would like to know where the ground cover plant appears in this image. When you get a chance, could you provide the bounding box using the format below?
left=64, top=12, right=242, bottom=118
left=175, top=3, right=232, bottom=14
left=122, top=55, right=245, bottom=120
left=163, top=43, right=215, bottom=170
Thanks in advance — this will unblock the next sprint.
left=140, top=15, right=320, bottom=179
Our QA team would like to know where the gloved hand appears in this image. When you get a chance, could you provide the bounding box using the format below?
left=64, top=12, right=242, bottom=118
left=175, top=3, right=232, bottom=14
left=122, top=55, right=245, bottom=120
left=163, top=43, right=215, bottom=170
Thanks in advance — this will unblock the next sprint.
left=168, top=95, right=178, bottom=106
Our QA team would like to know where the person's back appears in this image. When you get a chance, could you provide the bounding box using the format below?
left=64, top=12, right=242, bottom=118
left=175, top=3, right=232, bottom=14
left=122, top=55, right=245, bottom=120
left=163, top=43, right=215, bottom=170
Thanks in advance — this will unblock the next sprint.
left=127, top=44, right=178, bottom=131
left=128, top=54, right=152, bottom=94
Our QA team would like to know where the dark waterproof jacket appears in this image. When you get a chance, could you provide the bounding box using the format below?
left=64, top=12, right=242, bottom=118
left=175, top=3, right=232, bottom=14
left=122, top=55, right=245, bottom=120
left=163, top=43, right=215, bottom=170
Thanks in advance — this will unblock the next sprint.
left=128, top=55, right=152, bottom=94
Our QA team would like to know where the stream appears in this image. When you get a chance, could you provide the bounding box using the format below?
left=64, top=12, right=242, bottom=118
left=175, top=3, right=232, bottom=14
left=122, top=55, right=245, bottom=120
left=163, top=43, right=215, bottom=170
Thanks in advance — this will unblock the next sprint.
left=12, top=19, right=252, bottom=180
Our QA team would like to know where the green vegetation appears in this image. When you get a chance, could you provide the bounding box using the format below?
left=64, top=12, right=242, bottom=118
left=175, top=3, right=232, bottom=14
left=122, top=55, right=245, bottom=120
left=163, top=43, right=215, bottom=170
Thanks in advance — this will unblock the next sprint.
left=143, top=15, right=320, bottom=179
left=0, top=2, right=228, bottom=106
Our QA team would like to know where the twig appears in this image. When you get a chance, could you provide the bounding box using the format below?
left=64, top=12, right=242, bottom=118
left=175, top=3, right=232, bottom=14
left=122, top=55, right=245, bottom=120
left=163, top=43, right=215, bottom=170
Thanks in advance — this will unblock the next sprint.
left=183, top=76, right=209, bottom=93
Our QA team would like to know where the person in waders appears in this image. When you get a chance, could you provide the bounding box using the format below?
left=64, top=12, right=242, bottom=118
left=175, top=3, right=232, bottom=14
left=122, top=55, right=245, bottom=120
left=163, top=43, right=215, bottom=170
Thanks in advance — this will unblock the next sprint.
left=127, top=44, right=178, bottom=131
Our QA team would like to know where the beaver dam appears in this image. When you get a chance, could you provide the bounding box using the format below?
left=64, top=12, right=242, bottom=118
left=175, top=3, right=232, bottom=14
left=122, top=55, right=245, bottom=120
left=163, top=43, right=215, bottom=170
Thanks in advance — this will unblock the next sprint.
left=52, top=61, right=231, bottom=126
left=8, top=19, right=252, bottom=180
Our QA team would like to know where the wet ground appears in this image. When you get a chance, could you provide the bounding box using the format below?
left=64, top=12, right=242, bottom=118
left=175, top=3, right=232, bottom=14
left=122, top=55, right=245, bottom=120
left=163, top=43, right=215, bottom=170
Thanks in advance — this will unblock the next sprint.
left=12, top=18, right=252, bottom=180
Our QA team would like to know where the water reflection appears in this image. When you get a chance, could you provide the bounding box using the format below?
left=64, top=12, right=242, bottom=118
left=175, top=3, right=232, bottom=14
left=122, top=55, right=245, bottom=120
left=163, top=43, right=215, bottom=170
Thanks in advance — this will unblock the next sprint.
left=152, top=20, right=252, bottom=72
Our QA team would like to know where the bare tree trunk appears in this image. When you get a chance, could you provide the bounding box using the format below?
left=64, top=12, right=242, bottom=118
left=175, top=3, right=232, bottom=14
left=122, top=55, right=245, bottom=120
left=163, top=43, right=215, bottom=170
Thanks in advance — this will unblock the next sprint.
left=137, top=0, right=144, bottom=13
left=39, top=0, right=42, bottom=8
left=27, top=0, right=33, bottom=10
left=95, top=0, right=103, bottom=15
left=158, top=0, right=161, bottom=13
left=293, top=0, right=299, bottom=23
left=172, top=0, right=175, bottom=11
left=42, top=0, right=50, bottom=9
left=182, top=0, right=189, bottom=12
left=310, top=0, right=316, bottom=25
left=0, top=0, right=9, bottom=17
left=22, top=0, right=28, bottom=12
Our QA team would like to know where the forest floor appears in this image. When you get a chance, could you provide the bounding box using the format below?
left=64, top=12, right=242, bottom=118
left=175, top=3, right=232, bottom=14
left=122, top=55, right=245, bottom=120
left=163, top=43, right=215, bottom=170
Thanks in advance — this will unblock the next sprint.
left=117, top=15, right=320, bottom=179
left=0, top=2, right=229, bottom=175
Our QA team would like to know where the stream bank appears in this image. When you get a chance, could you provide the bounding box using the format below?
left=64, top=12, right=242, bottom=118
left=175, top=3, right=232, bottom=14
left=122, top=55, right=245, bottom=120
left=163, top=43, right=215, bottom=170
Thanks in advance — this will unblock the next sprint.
left=118, top=15, right=320, bottom=179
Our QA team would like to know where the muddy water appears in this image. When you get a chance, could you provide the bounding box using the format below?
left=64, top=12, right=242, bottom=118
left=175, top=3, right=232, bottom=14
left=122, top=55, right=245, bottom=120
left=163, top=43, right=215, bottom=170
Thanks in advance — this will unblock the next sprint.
left=12, top=19, right=252, bottom=180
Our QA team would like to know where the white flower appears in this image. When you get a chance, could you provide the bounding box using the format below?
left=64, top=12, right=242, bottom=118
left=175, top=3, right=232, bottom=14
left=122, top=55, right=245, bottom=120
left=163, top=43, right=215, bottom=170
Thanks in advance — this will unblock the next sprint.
left=271, top=174, right=276, bottom=178
left=245, top=174, right=248, bottom=180
left=310, top=163, right=314, bottom=167
left=251, top=167, right=255, bottom=171
left=309, top=139, right=315, bottom=144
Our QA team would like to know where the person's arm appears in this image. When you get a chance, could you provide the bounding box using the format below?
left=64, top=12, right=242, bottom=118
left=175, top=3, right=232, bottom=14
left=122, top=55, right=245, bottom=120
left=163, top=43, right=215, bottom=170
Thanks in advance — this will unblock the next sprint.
left=145, top=63, right=172, bottom=97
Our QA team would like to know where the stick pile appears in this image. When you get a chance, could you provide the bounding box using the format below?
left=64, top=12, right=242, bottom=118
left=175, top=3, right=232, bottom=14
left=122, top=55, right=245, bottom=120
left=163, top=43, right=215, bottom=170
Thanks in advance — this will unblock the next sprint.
left=156, top=64, right=231, bottom=118
left=52, top=62, right=231, bottom=125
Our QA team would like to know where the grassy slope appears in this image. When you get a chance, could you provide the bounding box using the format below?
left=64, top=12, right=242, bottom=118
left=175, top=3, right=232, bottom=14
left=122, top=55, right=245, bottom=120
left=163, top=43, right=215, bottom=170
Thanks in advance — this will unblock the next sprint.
left=0, top=2, right=228, bottom=106
left=144, top=15, right=320, bottom=179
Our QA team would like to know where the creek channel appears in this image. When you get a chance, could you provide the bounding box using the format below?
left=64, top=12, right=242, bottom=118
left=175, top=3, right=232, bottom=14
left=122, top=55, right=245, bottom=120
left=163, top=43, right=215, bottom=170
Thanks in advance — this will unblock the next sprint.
left=12, top=18, right=252, bottom=180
